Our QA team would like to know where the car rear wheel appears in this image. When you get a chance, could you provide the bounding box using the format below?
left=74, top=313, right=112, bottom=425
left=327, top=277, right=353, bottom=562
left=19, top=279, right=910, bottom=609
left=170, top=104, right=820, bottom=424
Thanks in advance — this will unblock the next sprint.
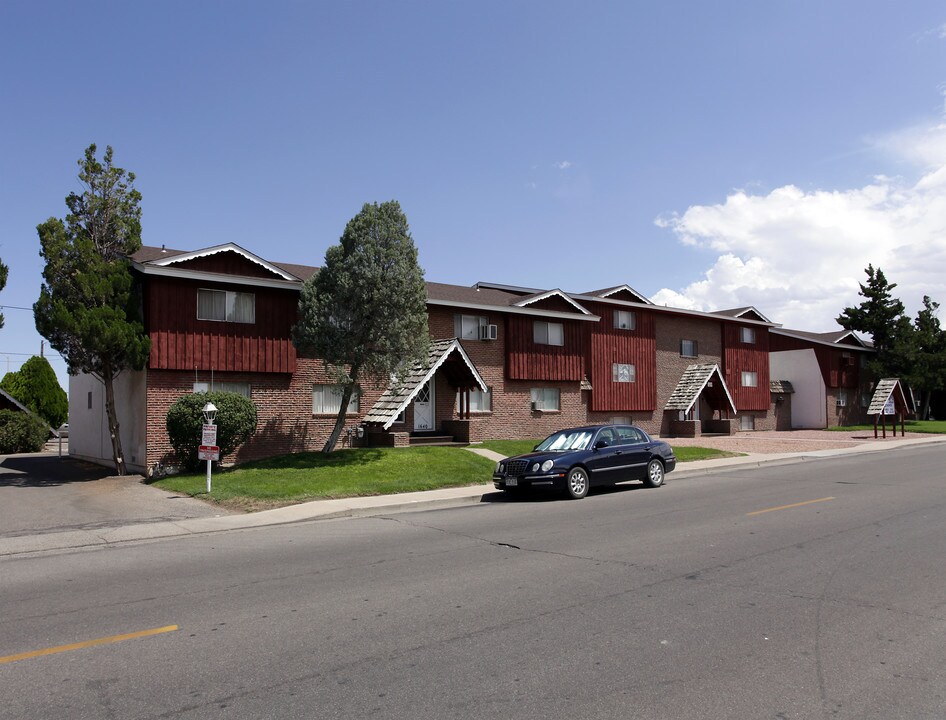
left=565, top=467, right=589, bottom=499
left=643, top=459, right=664, bottom=488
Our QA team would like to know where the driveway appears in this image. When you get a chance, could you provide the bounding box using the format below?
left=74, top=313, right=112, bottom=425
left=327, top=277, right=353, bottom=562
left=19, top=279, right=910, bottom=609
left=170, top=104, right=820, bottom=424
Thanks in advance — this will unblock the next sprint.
left=0, top=453, right=229, bottom=539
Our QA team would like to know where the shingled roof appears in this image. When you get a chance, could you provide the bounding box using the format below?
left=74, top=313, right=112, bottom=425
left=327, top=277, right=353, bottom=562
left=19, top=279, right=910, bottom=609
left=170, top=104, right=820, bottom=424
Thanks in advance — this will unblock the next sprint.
left=362, top=339, right=486, bottom=430
left=867, top=378, right=911, bottom=416
left=664, top=364, right=736, bottom=414
left=770, top=380, right=794, bottom=394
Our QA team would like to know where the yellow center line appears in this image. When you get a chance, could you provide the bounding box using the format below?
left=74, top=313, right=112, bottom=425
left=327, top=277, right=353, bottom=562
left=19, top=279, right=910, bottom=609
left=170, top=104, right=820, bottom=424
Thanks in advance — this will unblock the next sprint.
left=747, top=497, right=835, bottom=517
left=0, top=624, right=178, bottom=665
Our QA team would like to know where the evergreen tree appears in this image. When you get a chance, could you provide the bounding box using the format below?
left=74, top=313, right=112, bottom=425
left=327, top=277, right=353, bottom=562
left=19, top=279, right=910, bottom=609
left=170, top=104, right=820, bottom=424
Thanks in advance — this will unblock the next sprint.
left=907, top=296, right=946, bottom=419
left=0, top=355, right=68, bottom=428
left=293, top=201, right=429, bottom=453
left=34, top=144, right=151, bottom=475
left=837, top=265, right=914, bottom=378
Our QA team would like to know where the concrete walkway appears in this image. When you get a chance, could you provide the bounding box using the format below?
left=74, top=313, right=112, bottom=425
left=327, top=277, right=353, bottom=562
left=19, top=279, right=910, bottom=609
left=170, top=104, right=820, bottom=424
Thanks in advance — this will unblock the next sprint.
left=3, top=434, right=944, bottom=558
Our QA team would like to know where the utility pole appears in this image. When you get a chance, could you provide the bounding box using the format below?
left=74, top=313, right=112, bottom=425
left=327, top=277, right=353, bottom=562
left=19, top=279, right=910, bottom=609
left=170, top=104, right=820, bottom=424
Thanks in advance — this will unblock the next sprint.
left=40, top=340, right=44, bottom=358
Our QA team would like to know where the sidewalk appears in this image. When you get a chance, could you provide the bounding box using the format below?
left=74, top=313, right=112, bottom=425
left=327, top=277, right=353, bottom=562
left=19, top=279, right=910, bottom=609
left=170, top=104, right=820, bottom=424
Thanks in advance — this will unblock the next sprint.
left=3, top=434, right=944, bottom=557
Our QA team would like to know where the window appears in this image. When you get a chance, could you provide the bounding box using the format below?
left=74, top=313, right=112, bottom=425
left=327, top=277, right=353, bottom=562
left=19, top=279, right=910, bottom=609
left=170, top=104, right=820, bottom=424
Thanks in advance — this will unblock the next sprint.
left=741, top=371, right=758, bottom=387
left=312, top=384, right=360, bottom=414
left=194, top=381, right=251, bottom=398
left=740, top=414, right=755, bottom=431
left=613, top=310, right=636, bottom=331
left=837, top=389, right=848, bottom=407
left=454, top=314, right=489, bottom=340
left=610, top=416, right=631, bottom=425
left=740, top=327, right=756, bottom=344
left=860, top=392, right=871, bottom=407
left=533, top=321, right=564, bottom=346
left=197, top=289, right=256, bottom=323
left=530, top=387, right=560, bottom=411
left=616, top=426, right=646, bottom=444
left=680, top=339, right=698, bottom=357
left=612, top=363, right=636, bottom=383
left=87, top=391, right=92, bottom=410
left=456, top=386, right=492, bottom=413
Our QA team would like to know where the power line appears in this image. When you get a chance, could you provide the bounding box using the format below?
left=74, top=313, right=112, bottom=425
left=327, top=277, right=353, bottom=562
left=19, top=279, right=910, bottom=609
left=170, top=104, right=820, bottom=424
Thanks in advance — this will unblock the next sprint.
left=0, top=305, right=34, bottom=311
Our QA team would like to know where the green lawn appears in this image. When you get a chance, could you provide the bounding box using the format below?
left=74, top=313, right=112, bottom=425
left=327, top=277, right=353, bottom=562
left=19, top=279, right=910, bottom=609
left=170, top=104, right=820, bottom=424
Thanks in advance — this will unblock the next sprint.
left=156, top=441, right=742, bottom=511
left=479, top=439, right=741, bottom=463
left=153, top=446, right=495, bottom=511
left=827, top=420, right=946, bottom=434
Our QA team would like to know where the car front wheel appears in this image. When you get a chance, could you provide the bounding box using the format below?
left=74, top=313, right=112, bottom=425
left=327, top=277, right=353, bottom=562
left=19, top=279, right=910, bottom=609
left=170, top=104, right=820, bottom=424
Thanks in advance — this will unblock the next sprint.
left=565, top=467, right=589, bottom=499
left=643, top=459, right=664, bottom=488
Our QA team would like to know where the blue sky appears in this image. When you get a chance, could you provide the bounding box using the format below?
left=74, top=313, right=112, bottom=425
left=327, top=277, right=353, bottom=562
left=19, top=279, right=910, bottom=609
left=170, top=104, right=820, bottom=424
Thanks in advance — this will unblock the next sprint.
left=2, top=1, right=946, bottom=392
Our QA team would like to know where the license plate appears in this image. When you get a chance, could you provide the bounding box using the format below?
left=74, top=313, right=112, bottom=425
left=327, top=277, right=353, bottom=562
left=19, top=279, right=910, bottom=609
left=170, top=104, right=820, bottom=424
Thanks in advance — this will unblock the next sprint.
left=506, top=477, right=518, bottom=487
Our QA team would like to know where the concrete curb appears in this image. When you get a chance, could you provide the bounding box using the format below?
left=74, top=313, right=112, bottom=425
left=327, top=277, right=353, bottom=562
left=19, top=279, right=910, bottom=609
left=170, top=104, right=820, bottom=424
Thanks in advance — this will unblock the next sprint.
left=3, top=434, right=944, bottom=557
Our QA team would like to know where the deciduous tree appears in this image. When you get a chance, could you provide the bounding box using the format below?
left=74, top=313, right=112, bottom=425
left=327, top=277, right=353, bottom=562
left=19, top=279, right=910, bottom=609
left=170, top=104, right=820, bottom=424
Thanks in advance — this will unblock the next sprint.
left=293, top=201, right=429, bottom=453
left=34, top=144, right=151, bottom=475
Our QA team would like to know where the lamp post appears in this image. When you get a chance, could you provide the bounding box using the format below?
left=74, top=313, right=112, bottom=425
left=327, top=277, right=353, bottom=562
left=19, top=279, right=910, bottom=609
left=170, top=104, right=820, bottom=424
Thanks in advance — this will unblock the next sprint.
left=202, top=402, right=218, bottom=493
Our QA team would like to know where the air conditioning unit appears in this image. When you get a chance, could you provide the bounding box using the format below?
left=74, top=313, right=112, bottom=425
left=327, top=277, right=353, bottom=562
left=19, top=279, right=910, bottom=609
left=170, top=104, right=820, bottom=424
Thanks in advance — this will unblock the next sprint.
left=530, top=401, right=538, bottom=412
left=479, top=324, right=498, bottom=340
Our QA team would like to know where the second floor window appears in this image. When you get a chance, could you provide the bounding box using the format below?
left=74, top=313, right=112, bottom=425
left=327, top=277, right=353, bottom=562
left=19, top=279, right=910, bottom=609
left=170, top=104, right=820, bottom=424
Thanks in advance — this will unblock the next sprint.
left=612, top=363, right=636, bottom=383
left=198, top=289, right=256, bottom=323
left=613, top=310, right=636, bottom=331
left=534, top=321, right=564, bottom=346
left=740, top=327, right=756, bottom=344
left=455, top=314, right=488, bottom=340
left=741, top=371, right=758, bottom=388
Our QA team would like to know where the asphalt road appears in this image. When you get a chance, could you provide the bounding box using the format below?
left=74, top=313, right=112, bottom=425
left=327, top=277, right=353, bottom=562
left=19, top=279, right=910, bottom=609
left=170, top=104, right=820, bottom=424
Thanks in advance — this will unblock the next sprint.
left=2, top=445, right=946, bottom=719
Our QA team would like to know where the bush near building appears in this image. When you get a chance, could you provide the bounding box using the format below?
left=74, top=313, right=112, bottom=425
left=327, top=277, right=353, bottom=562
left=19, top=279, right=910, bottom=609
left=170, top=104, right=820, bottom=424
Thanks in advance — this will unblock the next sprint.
left=0, top=409, right=51, bottom=454
left=166, top=392, right=258, bottom=471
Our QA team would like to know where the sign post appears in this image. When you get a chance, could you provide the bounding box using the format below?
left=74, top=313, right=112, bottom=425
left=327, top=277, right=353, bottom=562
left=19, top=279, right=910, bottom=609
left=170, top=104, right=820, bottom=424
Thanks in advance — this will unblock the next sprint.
left=201, top=412, right=218, bottom=493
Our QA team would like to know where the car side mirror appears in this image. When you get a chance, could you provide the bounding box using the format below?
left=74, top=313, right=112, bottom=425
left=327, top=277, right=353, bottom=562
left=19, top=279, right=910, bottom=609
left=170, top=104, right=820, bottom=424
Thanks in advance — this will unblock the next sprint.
left=594, top=439, right=609, bottom=450
left=532, top=444, right=539, bottom=452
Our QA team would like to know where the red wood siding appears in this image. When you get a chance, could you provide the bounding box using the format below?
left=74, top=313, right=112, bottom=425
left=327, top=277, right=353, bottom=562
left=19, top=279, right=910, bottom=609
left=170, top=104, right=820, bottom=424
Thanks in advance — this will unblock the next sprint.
left=723, top=325, right=770, bottom=410
left=505, top=315, right=584, bottom=381
left=585, top=303, right=656, bottom=411
left=171, top=251, right=286, bottom=279
left=769, top=334, right=860, bottom=388
left=146, top=277, right=297, bottom=373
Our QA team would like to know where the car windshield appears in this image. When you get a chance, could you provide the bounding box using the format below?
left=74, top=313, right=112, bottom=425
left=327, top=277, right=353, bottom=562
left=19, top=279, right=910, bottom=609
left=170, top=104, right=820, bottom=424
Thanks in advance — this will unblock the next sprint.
left=535, top=430, right=593, bottom=452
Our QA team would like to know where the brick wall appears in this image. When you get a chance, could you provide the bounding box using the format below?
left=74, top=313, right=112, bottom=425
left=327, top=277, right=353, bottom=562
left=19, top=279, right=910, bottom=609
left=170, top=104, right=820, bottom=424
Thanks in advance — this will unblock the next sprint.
left=146, top=359, right=387, bottom=470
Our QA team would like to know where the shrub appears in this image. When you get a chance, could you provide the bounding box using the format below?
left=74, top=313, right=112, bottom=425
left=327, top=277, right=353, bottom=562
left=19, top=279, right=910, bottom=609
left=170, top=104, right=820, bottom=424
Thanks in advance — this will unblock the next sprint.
left=0, top=410, right=51, bottom=454
left=166, top=392, right=258, bottom=470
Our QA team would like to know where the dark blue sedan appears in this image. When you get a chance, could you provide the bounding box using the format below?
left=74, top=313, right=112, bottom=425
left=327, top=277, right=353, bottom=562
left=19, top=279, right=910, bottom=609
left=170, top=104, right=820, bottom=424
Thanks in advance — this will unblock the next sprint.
left=492, top=425, right=676, bottom=499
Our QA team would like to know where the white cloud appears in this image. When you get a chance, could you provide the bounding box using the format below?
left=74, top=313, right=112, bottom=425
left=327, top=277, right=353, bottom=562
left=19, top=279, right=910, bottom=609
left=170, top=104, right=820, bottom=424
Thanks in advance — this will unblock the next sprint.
left=653, top=119, right=946, bottom=331
left=554, top=160, right=572, bottom=170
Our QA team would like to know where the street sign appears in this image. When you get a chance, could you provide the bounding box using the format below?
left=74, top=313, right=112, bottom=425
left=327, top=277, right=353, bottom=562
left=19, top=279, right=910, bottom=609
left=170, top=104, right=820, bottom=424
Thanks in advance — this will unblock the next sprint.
left=202, top=424, right=217, bottom=445
left=198, top=445, right=220, bottom=461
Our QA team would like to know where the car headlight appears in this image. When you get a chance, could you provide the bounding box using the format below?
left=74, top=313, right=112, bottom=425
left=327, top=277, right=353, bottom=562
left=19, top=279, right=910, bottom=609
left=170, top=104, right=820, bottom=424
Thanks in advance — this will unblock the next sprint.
left=531, top=462, right=540, bottom=473
left=496, top=462, right=505, bottom=473
left=541, top=460, right=554, bottom=472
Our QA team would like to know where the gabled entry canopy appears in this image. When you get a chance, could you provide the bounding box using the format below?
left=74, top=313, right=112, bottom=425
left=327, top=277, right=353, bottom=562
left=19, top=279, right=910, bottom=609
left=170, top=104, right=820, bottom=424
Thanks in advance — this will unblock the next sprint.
left=867, top=378, right=912, bottom=416
left=363, top=339, right=487, bottom=430
left=664, top=363, right=737, bottom=416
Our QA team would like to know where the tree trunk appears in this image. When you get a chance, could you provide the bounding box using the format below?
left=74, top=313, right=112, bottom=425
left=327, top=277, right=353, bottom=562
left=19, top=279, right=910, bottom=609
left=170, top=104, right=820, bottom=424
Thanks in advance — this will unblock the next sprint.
left=921, top=390, right=932, bottom=421
left=102, top=366, right=127, bottom=475
left=322, top=370, right=360, bottom=454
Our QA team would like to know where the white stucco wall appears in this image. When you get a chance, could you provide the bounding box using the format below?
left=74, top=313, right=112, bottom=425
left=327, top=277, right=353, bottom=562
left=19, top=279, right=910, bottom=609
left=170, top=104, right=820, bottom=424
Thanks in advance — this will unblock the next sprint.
left=770, top=349, right=826, bottom=429
left=68, top=370, right=148, bottom=473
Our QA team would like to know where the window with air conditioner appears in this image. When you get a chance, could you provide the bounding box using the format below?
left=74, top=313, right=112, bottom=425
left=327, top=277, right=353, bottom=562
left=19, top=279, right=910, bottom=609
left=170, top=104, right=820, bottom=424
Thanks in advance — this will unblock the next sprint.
left=455, top=314, right=489, bottom=340
left=197, top=289, right=256, bottom=323
left=533, top=321, right=564, bottom=346
left=530, top=387, right=560, bottom=411
left=837, top=389, right=848, bottom=407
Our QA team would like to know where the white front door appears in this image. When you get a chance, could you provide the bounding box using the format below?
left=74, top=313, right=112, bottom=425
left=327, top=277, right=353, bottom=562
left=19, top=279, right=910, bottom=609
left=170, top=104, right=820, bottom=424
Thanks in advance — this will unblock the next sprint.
left=413, top=380, right=434, bottom=431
